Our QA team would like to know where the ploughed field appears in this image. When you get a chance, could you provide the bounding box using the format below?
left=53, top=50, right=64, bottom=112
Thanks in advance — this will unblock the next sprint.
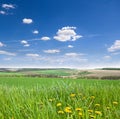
left=0, top=76, right=120, bottom=119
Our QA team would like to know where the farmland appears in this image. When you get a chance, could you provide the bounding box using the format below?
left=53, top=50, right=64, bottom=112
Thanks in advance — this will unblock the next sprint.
left=0, top=69, right=120, bottom=119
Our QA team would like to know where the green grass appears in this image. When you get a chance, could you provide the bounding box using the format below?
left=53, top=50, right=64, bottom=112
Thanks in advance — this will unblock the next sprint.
left=0, top=77, right=120, bottom=119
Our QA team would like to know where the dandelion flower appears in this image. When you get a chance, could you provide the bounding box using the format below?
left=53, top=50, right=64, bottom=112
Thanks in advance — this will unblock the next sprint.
left=113, top=101, right=118, bottom=105
left=58, top=110, right=64, bottom=114
left=95, top=111, right=102, bottom=115
left=49, top=99, right=53, bottom=102
left=91, top=96, right=95, bottom=99
left=78, top=112, right=83, bottom=116
left=70, top=93, right=76, bottom=97
left=88, top=110, right=93, bottom=113
left=106, top=107, right=110, bottom=110
left=64, top=107, right=72, bottom=113
left=76, top=108, right=82, bottom=111
left=90, top=115, right=96, bottom=118
left=57, top=103, right=62, bottom=107
left=95, top=104, right=100, bottom=107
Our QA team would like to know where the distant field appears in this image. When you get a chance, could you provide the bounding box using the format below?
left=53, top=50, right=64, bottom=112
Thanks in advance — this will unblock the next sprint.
left=1, top=68, right=120, bottom=79
left=1, top=68, right=120, bottom=80
left=25, top=69, right=75, bottom=76
left=0, top=69, right=77, bottom=77
left=0, top=77, right=120, bottom=119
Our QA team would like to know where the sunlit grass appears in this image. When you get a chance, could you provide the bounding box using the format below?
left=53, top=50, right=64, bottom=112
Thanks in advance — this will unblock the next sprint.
left=0, top=77, right=120, bottom=119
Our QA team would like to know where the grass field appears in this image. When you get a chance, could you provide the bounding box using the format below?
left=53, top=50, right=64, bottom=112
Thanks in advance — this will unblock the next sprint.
left=0, top=77, right=120, bottom=119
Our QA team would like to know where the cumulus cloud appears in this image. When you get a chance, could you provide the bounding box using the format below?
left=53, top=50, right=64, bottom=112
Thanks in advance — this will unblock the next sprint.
left=26, top=53, right=39, bottom=57
left=32, top=30, right=39, bottom=34
left=2, top=4, right=15, bottom=9
left=0, top=42, right=5, bottom=47
left=23, top=18, right=33, bottom=24
left=43, top=49, right=60, bottom=54
left=108, top=40, right=120, bottom=52
left=21, top=40, right=30, bottom=47
left=54, top=26, right=82, bottom=42
left=21, top=40, right=27, bottom=44
left=0, top=50, right=16, bottom=56
left=0, top=10, right=6, bottom=15
left=65, top=52, right=85, bottom=57
left=41, top=37, right=50, bottom=41
left=68, top=45, right=74, bottom=48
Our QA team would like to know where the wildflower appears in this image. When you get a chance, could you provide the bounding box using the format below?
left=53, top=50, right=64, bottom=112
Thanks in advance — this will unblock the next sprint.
left=106, top=107, right=110, bottom=110
left=64, top=107, right=72, bottom=113
left=57, top=103, right=62, bottom=107
left=91, top=96, right=95, bottom=99
left=95, top=111, right=102, bottom=115
left=70, top=93, right=76, bottom=97
left=49, top=98, right=55, bottom=102
left=90, top=115, right=96, bottom=118
left=88, top=110, right=93, bottom=113
left=49, top=99, right=53, bottom=102
left=95, top=104, right=100, bottom=107
left=76, top=108, right=82, bottom=111
left=78, top=112, right=83, bottom=116
left=58, top=110, right=64, bottom=114
left=113, top=101, right=118, bottom=105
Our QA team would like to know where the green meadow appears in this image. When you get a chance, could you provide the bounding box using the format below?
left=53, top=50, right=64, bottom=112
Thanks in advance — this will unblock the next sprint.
left=0, top=77, right=120, bottom=119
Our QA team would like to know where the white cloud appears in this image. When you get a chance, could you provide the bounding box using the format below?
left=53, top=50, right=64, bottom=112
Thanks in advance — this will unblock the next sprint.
left=24, top=44, right=30, bottom=47
left=26, top=54, right=39, bottom=57
left=33, top=30, right=39, bottom=34
left=21, top=40, right=28, bottom=44
left=41, top=37, right=50, bottom=41
left=108, top=40, right=120, bottom=52
left=43, top=49, right=60, bottom=54
left=68, top=45, right=74, bottom=48
left=0, top=50, right=16, bottom=56
left=0, top=10, right=6, bottom=15
left=65, top=52, right=85, bottom=57
left=103, top=55, right=111, bottom=59
left=23, top=18, right=33, bottom=24
left=54, top=26, right=82, bottom=42
left=0, top=42, right=5, bottom=47
left=2, top=4, right=15, bottom=9
left=21, top=40, right=30, bottom=47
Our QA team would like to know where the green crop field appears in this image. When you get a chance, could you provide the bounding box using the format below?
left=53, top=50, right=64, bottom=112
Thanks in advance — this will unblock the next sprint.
left=0, top=77, right=120, bottom=119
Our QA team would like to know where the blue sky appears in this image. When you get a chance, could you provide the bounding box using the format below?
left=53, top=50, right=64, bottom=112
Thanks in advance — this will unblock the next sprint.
left=0, top=0, right=120, bottom=68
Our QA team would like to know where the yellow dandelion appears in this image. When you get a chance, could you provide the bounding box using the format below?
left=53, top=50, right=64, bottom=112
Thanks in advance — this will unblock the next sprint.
left=58, top=110, right=64, bottom=114
left=76, top=108, right=82, bottom=111
left=95, top=111, right=102, bottom=115
left=95, top=104, right=100, bottom=107
left=88, top=110, right=93, bottom=113
left=91, top=96, right=95, bottom=99
left=64, top=107, right=72, bottom=113
left=113, top=101, right=118, bottom=105
left=90, top=115, right=96, bottom=118
left=49, top=98, right=55, bottom=102
left=78, top=112, right=83, bottom=116
left=70, top=93, right=76, bottom=97
left=49, top=99, right=53, bottom=102
left=57, top=103, right=62, bottom=107
left=106, top=107, right=110, bottom=110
